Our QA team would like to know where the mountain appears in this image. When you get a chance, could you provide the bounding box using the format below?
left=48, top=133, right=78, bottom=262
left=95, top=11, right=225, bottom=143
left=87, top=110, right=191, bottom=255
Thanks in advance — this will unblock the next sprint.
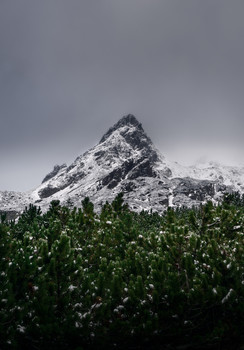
left=1, top=114, right=244, bottom=215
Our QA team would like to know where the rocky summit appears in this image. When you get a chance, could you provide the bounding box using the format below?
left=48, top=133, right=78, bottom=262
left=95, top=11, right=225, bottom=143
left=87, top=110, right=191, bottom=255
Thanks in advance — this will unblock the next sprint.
left=1, top=114, right=244, bottom=214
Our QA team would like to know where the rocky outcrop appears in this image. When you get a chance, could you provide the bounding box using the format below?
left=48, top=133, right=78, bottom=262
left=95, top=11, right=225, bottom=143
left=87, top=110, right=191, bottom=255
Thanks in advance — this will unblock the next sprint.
left=42, top=164, right=67, bottom=183
left=173, top=178, right=215, bottom=201
left=100, top=114, right=143, bottom=143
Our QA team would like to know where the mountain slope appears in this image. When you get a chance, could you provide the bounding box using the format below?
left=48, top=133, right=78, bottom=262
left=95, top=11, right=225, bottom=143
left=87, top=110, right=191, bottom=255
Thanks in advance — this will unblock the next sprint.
left=1, top=114, right=244, bottom=214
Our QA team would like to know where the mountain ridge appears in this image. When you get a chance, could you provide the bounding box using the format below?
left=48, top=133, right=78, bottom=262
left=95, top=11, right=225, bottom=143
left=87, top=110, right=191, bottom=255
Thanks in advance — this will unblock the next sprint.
left=1, top=114, right=244, bottom=215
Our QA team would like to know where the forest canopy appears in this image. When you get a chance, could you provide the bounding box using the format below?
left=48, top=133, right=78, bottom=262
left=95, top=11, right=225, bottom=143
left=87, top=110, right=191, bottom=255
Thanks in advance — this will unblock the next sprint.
left=0, top=193, right=244, bottom=349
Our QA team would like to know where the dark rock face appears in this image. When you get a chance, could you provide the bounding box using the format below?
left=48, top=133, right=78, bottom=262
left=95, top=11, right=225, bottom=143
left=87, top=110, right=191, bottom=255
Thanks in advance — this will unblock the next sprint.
left=128, top=160, right=157, bottom=180
left=38, top=186, right=61, bottom=198
left=101, top=160, right=135, bottom=189
left=101, top=155, right=157, bottom=190
left=69, top=172, right=85, bottom=183
left=121, top=181, right=137, bottom=193
left=42, top=164, right=66, bottom=183
left=102, top=168, right=123, bottom=189
left=173, top=178, right=215, bottom=201
left=120, top=127, right=152, bottom=152
left=215, top=183, right=228, bottom=192
left=94, top=151, right=106, bottom=160
left=159, top=198, right=169, bottom=206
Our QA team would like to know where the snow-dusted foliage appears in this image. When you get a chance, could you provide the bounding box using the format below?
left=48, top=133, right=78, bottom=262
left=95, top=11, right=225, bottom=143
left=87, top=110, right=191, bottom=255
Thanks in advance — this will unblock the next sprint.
left=0, top=195, right=243, bottom=348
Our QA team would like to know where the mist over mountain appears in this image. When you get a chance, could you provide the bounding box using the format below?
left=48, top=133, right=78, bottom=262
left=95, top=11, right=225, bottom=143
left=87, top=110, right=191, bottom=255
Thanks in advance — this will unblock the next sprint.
left=1, top=114, right=243, bottom=216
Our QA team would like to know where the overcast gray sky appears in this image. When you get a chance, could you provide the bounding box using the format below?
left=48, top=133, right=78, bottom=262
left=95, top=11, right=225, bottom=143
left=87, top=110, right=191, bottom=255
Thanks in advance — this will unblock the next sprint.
left=1, top=0, right=244, bottom=191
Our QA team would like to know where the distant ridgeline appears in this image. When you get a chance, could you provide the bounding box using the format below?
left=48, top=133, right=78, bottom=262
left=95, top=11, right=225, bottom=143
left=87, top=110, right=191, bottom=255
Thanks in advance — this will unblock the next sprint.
left=0, top=192, right=243, bottom=349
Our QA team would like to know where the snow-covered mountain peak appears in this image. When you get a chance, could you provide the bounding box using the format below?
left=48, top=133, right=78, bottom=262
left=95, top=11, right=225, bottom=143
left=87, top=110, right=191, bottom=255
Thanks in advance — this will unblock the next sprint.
left=98, top=114, right=159, bottom=163
left=100, top=114, right=147, bottom=143
left=1, top=114, right=244, bottom=216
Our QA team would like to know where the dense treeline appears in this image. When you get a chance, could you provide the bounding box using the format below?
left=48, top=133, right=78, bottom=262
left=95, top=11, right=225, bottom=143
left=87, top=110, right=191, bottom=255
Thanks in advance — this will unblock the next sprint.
left=0, top=193, right=244, bottom=349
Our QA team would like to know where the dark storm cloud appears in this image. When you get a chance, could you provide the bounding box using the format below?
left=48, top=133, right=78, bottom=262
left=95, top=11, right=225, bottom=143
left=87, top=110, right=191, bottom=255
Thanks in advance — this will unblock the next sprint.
left=0, top=0, right=244, bottom=190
